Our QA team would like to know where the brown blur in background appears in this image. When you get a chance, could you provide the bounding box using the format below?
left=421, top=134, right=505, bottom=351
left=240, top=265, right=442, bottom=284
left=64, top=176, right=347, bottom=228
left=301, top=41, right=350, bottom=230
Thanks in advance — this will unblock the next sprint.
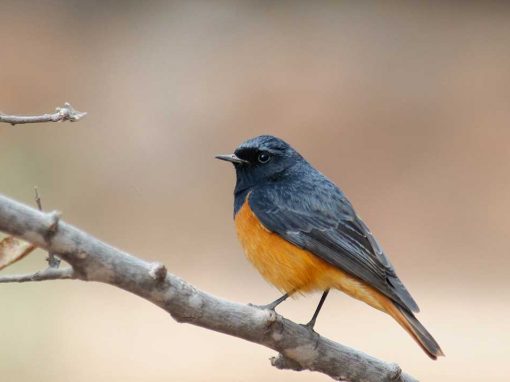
left=1, top=1, right=509, bottom=381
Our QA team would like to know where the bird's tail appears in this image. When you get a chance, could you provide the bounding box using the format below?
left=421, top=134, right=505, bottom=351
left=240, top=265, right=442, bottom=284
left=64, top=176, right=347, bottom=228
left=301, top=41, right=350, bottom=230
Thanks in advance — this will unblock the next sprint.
left=383, top=299, right=444, bottom=360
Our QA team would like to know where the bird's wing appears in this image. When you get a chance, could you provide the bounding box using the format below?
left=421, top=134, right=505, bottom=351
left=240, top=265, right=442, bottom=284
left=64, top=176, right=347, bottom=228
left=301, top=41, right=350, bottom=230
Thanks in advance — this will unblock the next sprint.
left=249, top=185, right=419, bottom=313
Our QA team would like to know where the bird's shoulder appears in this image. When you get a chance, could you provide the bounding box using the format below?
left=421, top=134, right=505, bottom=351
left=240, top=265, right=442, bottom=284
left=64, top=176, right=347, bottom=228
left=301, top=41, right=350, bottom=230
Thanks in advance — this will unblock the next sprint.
left=249, top=167, right=352, bottom=229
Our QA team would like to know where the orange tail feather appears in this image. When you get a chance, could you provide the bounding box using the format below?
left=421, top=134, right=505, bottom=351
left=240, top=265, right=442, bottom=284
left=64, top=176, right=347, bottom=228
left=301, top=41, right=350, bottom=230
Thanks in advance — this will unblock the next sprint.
left=381, top=298, right=444, bottom=360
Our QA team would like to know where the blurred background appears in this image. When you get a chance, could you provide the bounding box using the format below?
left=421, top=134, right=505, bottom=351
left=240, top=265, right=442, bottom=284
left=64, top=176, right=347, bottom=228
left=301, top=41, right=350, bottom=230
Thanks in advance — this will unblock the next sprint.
left=1, top=1, right=509, bottom=381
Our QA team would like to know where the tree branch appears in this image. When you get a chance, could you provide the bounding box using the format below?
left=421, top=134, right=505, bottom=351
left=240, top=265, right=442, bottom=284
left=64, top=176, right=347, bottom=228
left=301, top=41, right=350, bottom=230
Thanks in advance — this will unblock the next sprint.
left=34, top=187, right=61, bottom=268
left=0, top=103, right=87, bottom=125
left=0, top=266, right=75, bottom=283
left=0, top=193, right=418, bottom=382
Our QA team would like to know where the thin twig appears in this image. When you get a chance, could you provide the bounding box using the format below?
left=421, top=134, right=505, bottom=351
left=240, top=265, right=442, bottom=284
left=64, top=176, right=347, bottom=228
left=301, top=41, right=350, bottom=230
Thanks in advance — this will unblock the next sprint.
left=0, top=103, right=87, bottom=125
left=34, top=186, right=42, bottom=211
left=34, top=187, right=60, bottom=268
left=0, top=193, right=419, bottom=382
left=0, top=267, right=75, bottom=283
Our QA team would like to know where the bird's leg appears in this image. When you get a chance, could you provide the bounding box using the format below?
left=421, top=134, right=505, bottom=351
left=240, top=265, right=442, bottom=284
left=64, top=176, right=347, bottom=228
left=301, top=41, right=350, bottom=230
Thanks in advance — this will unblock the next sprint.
left=250, top=292, right=290, bottom=311
left=264, top=293, right=290, bottom=310
left=304, top=289, right=330, bottom=330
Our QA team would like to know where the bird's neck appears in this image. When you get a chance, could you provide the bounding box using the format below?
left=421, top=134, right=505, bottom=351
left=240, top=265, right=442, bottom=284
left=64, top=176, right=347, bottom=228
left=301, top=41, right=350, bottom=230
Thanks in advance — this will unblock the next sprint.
left=233, top=187, right=251, bottom=217
left=232, top=164, right=305, bottom=217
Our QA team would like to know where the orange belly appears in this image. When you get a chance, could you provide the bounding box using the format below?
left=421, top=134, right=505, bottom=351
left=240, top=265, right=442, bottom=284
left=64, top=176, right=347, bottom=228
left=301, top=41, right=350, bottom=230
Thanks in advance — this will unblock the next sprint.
left=235, top=198, right=386, bottom=311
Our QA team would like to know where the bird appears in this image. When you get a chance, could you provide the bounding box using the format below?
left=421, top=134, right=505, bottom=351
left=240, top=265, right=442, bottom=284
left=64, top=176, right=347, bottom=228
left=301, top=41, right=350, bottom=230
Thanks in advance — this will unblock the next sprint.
left=216, top=135, right=443, bottom=359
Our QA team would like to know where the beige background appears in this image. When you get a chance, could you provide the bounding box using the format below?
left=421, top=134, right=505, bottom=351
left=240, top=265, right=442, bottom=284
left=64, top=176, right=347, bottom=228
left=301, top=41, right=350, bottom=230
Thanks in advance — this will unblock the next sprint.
left=1, top=1, right=509, bottom=381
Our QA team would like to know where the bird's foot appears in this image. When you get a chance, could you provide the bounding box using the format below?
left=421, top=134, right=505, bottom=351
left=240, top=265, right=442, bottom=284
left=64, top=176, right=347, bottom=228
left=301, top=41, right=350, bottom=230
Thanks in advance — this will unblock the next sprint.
left=302, top=318, right=317, bottom=331
left=300, top=321, right=321, bottom=349
left=248, top=293, right=290, bottom=311
left=248, top=301, right=280, bottom=311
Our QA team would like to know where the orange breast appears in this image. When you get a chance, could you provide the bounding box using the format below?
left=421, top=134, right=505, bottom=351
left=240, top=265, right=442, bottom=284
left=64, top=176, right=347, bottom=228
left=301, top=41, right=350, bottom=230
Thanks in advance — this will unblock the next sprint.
left=234, top=198, right=386, bottom=311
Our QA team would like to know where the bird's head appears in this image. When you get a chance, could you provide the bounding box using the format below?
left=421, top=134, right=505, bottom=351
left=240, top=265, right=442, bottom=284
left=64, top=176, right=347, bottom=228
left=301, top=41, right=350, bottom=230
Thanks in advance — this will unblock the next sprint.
left=216, top=135, right=303, bottom=193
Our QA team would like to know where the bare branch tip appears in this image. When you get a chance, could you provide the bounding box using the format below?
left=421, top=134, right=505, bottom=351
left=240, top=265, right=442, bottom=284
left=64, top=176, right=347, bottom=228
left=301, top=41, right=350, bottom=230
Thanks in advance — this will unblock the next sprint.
left=266, top=309, right=277, bottom=324
left=58, top=102, right=87, bottom=122
left=34, top=186, right=42, bottom=210
left=0, top=267, right=75, bottom=283
left=388, top=363, right=403, bottom=381
left=77, top=251, right=88, bottom=259
left=0, top=103, right=86, bottom=125
left=270, top=354, right=304, bottom=372
left=47, top=210, right=62, bottom=233
left=149, top=262, right=167, bottom=281
left=47, top=255, right=62, bottom=268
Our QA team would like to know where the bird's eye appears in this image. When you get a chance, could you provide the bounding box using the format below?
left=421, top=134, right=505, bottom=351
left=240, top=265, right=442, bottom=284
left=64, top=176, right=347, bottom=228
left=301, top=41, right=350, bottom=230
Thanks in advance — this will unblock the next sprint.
left=258, top=152, right=270, bottom=164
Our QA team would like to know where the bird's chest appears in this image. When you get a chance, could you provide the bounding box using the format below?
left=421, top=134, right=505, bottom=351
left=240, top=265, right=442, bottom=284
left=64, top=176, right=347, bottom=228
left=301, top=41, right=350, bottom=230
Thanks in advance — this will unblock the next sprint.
left=234, top=199, right=334, bottom=293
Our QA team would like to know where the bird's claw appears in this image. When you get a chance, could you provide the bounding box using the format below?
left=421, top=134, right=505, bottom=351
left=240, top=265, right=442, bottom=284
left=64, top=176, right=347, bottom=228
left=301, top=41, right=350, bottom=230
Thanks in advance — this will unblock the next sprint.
left=248, top=302, right=278, bottom=311
left=300, top=321, right=317, bottom=332
left=300, top=322, right=321, bottom=349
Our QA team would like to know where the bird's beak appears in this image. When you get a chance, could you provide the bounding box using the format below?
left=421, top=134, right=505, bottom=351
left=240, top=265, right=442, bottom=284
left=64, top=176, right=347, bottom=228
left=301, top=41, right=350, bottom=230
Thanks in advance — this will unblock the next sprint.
left=215, top=154, right=249, bottom=165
